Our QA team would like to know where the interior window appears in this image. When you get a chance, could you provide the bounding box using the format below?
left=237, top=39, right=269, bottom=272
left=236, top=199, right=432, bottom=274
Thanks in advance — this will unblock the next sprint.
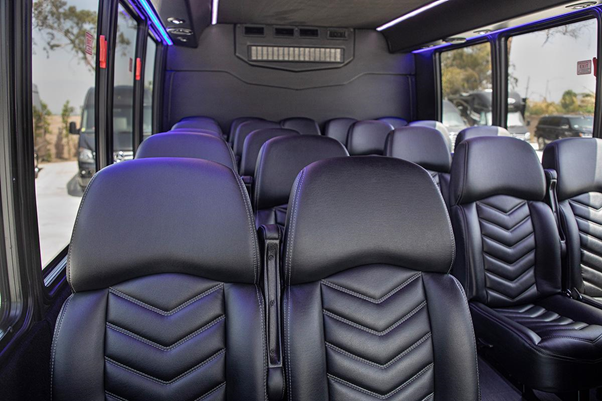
left=31, top=0, right=100, bottom=267
left=440, top=42, right=493, bottom=147
left=113, top=4, right=138, bottom=163
left=508, top=19, right=597, bottom=156
left=143, top=36, right=157, bottom=140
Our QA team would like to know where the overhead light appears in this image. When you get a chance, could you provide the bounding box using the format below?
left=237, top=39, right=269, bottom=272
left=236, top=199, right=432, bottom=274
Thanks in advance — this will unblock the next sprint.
left=473, top=29, right=492, bottom=35
left=167, top=17, right=186, bottom=25
left=444, top=37, right=466, bottom=44
left=567, top=1, right=597, bottom=9
left=137, top=0, right=173, bottom=45
left=212, top=0, right=219, bottom=25
left=376, top=0, right=449, bottom=31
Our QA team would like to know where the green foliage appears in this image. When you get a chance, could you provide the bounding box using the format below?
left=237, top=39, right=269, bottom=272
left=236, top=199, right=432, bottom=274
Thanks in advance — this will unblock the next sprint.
left=33, top=101, right=52, bottom=161
left=441, top=44, right=491, bottom=97
left=61, top=100, right=74, bottom=137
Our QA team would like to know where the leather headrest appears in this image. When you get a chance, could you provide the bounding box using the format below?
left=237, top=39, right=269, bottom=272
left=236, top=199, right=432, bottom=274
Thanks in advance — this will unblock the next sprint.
left=385, top=127, right=451, bottom=172
left=283, top=157, right=454, bottom=284
left=68, top=158, right=259, bottom=292
left=324, top=118, right=357, bottom=145
left=136, top=132, right=236, bottom=170
left=280, top=117, right=321, bottom=135
left=254, top=135, right=348, bottom=210
left=240, top=128, right=299, bottom=176
left=377, top=117, right=408, bottom=128
left=233, top=120, right=280, bottom=156
left=454, top=125, right=510, bottom=150
left=171, top=116, right=222, bottom=134
left=347, top=120, right=393, bottom=155
left=409, top=120, right=452, bottom=151
left=450, top=137, right=545, bottom=206
left=229, top=117, right=264, bottom=138
left=168, top=128, right=222, bottom=138
left=542, top=138, right=602, bottom=201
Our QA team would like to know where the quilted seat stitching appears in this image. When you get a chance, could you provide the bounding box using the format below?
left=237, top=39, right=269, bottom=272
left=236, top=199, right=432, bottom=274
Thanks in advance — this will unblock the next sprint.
left=104, top=390, right=126, bottom=401
left=195, top=382, right=226, bottom=400
left=321, top=272, right=421, bottom=304
left=477, top=200, right=527, bottom=215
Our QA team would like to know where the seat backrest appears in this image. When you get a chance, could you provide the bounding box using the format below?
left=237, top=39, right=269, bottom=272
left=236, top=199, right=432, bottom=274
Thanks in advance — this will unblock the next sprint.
left=324, top=118, right=357, bottom=145
left=385, top=126, right=452, bottom=204
left=239, top=128, right=299, bottom=176
left=253, top=135, right=348, bottom=227
left=449, top=136, right=561, bottom=307
left=168, top=128, right=222, bottom=138
left=135, top=132, right=236, bottom=170
left=409, top=120, right=452, bottom=151
left=280, top=117, right=321, bottom=135
left=171, top=116, right=222, bottom=135
left=454, top=125, right=510, bottom=150
left=347, top=120, right=393, bottom=156
left=51, top=158, right=265, bottom=400
left=229, top=117, right=265, bottom=144
left=233, top=120, right=281, bottom=159
left=542, top=138, right=602, bottom=297
left=377, top=116, right=408, bottom=128
left=282, top=156, right=479, bottom=401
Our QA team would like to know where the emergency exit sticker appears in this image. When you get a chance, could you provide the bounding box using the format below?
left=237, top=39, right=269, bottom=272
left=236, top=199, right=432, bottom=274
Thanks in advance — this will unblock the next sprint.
left=85, top=31, right=94, bottom=56
left=577, top=59, right=592, bottom=75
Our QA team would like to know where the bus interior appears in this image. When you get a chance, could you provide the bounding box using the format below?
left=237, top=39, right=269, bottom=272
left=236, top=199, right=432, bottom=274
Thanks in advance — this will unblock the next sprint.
left=1, top=0, right=602, bottom=400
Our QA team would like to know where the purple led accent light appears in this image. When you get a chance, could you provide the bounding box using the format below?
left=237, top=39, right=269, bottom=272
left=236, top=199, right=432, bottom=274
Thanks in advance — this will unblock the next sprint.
left=212, top=0, right=220, bottom=25
left=136, top=0, right=173, bottom=45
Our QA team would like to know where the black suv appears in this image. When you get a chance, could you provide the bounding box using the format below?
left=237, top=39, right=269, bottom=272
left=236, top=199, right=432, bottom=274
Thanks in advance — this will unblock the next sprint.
left=535, top=115, right=593, bottom=149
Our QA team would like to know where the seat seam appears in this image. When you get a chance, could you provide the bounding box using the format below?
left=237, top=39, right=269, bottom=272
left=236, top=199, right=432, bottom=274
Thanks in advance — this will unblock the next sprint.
left=50, top=295, right=73, bottom=401
left=320, top=272, right=421, bottom=304
left=195, top=382, right=226, bottom=401
left=254, top=284, right=268, bottom=400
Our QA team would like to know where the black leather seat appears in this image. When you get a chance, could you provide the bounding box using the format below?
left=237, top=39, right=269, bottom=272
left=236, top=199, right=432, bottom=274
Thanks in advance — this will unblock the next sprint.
left=324, top=118, right=357, bottom=145
left=253, top=135, right=348, bottom=227
left=347, top=120, right=393, bottom=156
left=408, top=120, right=452, bottom=151
left=168, top=128, right=223, bottom=138
left=282, top=156, right=479, bottom=400
left=543, top=138, right=602, bottom=305
left=385, top=126, right=452, bottom=206
left=239, top=128, right=299, bottom=176
left=233, top=120, right=281, bottom=165
left=171, top=116, right=222, bottom=135
left=135, top=132, right=237, bottom=170
left=51, top=158, right=266, bottom=400
left=454, top=125, right=510, bottom=150
left=449, top=136, right=602, bottom=393
left=229, top=117, right=265, bottom=144
left=377, top=116, right=408, bottom=128
left=280, top=117, right=321, bottom=135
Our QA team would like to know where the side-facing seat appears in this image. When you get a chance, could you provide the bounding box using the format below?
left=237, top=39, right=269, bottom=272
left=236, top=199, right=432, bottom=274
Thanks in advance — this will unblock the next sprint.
left=51, top=158, right=266, bottom=400
left=385, top=126, right=452, bottom=206
left=282, top=156, right=479, bottom=400
left=253, top=135, right=348, bottom=228
left=347, top=120, right=394, bottom=156
left=450, top=136, right=602, bottom=393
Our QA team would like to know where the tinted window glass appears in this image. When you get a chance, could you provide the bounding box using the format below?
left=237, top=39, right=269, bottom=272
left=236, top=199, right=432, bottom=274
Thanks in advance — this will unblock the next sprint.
left=508, top=19, right=597, bottom=156
left=32, top=0, right=100, bottom=267
left=143, top=36, right=157, bottom=139
left=441, top=42, right=492, bottom=148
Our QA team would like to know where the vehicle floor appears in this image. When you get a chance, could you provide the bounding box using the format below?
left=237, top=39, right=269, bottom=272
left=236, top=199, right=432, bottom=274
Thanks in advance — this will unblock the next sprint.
left=478, top=355, right=599, bottom=401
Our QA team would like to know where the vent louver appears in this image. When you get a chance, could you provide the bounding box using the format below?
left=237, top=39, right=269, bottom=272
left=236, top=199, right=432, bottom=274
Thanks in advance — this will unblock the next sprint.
left=249, top=46, right=343, bottom=63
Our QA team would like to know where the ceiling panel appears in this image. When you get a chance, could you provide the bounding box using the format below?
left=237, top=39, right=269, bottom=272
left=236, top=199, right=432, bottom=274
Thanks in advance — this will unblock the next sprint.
left=217, top=0, right=431, bottom=28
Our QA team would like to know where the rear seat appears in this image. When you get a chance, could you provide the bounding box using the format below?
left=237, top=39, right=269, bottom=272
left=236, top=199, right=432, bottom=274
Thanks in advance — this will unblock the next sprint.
left=280, top=117, right=321, bottom=135
left=409, top=120, right=452, bottom=151
left=454, top=125, right=510, bottom=150
left=377, top=116, right=408, bottom=128
left=324, top=118, right=357, bottom=145
left=135, top=132, right=236, bottom=170
left=51, top=158, right=266, bottom=400
left=233, top=120, right=281, bottom=165
left=171, top=116, right=222, bottom=136
left=449, top=136, right=602, bottom=393
left=229, top=117, right=265, bottom=144
left=385, top=126, right=452, bottom=206
left=542, top=138, right=602, bottom=306
left=239, top=128, right=299, bottom=177
left=347, top=120, right=393, bottom=156
left=163, top=128, right=222, bottom=138
left=253, top=135, right=348, bottom=227
left=281, top=156, right=479, bottom=400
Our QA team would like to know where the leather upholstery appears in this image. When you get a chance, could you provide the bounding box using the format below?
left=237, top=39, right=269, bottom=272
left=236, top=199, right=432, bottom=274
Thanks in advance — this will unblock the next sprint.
left=408, top=120, right=452, bottom=151
left=280, top=117, right=321, bottom=135
left=233, top=120, right=281, bottom=160
left=239, top=128, right=299, bottom=176
left=253, top=135, right=348, bottom=228
left=543, top=138, right=602, bottom=297
left=282, top=157, right=479, bottom=400
left=136, top=132, right=236, bottom=170
left=324, top=118, right=357, bottom=145
left=171, top=116, right=222, bottom=135
left=166, top=128, right=222, bottom=138
left=229, top=117, right=264, bottom=143
left=450, top=136, right=602, bottom=392
left=347, top=120, right=394, bottom=156
left=454, top=125, right=510, bottom=150
left=53, top=158, right=266, bottom=400
left=377, top=116, right=408, bottom=128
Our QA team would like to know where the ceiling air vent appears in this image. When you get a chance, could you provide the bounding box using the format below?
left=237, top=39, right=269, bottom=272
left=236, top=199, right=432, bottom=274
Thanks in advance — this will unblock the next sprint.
left=327, top=29, right=348, bottom=40
left=274, top=27, right=295, bottom=37
left=299, top=28, right=319, bottom=38
left=249, top=46, right=343, bottom=63
left=244, top=26, right=265, bottom=36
